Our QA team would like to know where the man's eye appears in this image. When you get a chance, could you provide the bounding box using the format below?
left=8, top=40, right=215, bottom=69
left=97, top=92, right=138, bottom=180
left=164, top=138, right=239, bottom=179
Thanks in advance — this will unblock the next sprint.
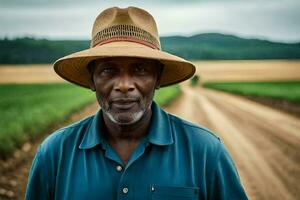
left=133, top=65, right=148, bottom=74
left=99, top=68, right=116, bottom=75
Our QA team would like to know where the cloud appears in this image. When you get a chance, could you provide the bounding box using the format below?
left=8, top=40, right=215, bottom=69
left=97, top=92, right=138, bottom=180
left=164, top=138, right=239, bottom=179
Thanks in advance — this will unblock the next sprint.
left=0, top=0, right=299, bottom=42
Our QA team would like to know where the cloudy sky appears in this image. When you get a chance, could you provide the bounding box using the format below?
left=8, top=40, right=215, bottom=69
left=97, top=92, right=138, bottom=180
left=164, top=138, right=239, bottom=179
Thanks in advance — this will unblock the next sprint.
left=0, top=0, right=299, bottom=42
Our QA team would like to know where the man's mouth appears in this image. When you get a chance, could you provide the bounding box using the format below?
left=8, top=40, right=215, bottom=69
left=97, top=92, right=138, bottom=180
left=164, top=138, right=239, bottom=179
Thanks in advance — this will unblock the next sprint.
left=110, top=98, right=139, bottom=110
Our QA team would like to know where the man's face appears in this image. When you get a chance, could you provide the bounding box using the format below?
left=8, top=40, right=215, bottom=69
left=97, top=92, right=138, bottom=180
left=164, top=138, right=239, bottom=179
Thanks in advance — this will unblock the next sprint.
left=91, top=57, right=160, bottom=125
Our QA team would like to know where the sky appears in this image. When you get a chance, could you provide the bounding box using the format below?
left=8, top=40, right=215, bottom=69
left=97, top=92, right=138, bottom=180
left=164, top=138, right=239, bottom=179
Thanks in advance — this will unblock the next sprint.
left=0, top=0, right=299, bottom=43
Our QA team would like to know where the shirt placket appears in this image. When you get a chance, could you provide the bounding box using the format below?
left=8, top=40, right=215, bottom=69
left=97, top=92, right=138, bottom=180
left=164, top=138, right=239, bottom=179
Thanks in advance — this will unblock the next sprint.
left=102, top=139, right=149, bottom=200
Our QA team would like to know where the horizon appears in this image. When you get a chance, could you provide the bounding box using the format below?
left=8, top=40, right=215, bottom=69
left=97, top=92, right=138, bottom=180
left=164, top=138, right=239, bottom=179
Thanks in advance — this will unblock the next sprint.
left=1, top=32, right=299, bottom=44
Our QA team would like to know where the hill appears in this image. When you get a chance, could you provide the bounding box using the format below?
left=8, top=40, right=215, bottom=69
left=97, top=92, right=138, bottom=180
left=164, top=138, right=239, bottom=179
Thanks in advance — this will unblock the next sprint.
left=0, top=33, right=300, bottom=64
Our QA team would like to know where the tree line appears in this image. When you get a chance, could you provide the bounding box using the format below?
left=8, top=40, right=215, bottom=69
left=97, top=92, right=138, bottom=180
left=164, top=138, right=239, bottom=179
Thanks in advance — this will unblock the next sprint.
left=0, top=33, right=299, bottom=64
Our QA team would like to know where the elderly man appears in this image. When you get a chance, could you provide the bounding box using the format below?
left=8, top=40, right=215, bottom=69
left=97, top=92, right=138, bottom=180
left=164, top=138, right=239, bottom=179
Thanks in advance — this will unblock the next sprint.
left=26, top=6, right=248, bottom=200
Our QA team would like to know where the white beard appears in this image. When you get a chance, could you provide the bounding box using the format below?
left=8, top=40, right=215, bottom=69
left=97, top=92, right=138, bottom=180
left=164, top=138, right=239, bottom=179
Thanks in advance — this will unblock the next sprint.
left=105, top=109, right=145, bottom=125
left=101, top=99, right=152, bottom=125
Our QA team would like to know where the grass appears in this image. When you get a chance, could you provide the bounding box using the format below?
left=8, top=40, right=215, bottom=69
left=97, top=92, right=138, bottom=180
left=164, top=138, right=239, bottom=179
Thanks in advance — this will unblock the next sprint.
left=203, top=81, right=300, bottom=104
left=0, top=83, right=181, bottom=158
left=154, top=84, right=181, bottom=106
left=0, top=83, right=95, bottom=158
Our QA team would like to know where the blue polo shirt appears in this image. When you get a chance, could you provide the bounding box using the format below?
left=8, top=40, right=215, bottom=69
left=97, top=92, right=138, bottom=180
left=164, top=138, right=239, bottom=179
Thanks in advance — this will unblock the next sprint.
left=26, top=102, right=248, bottom=200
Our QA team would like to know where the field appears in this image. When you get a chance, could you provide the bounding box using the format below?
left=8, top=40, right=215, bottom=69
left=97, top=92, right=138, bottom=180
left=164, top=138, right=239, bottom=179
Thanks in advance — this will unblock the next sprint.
left=0, top=65, right=62, bottom=84
left=194, top=60, right=300, bottom=82
left=0, top=83, right=95, bottom=158
left=203, top=81, right=300, bottom=104
left=0, top=61, right=300, bottom=199
left=154, top=84, right=181, bottom=105
left=0, top=83, right=180, bottom=158
left=1, top=60, right=300, bottom=84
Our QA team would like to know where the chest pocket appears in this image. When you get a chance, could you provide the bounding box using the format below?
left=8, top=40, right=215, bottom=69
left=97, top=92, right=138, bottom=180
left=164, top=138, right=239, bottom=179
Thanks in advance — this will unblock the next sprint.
left=150, top=185, right=199, bottom=200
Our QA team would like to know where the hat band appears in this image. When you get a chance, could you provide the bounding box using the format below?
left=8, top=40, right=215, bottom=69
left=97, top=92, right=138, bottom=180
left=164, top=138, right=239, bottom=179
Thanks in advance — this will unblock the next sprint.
left=91, top=24, right=160, bottom=50
left=93, top=36, right=159, bottom=49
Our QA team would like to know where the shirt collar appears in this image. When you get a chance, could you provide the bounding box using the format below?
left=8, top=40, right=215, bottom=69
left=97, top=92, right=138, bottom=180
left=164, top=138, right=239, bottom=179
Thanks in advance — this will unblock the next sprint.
left=79, top=101, right=173, bottom=149
left=79, top=109, right=104, bottom=149
left=146, top=102, right=174, bottom=146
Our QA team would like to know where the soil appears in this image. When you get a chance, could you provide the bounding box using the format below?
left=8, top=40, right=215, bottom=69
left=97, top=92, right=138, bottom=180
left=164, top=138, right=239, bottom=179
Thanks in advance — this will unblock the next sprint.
left=246, top=96, right=300, bottom=118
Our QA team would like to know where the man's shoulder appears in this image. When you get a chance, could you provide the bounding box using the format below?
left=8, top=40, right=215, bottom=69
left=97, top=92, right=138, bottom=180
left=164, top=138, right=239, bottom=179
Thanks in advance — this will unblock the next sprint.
left=168, top=113, right=221, bottom=149
left=39, top=115, right=94, bottom=153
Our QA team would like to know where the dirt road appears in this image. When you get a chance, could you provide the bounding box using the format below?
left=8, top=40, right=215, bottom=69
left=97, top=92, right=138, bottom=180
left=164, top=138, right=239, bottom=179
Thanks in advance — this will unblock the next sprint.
left=165, top=84, right=300, bottom=200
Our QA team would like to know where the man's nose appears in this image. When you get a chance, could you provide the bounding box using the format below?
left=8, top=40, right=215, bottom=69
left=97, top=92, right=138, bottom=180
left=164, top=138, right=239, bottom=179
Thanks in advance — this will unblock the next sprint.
left=114, top=73, right=135, bottom=93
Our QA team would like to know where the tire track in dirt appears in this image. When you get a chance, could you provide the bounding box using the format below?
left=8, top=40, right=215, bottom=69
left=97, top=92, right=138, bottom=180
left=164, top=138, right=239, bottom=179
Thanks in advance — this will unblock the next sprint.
left=201, top=88, right=300, bottom=199
left=164, top=85, right=300, bottom=200
left=193, top=89, right=283, bottom=200
left=210, top=102, right=300, bottom=196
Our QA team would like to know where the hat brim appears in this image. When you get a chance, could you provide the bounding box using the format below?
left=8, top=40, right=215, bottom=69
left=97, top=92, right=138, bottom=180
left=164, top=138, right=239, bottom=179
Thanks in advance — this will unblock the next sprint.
left=54, top=41, right=196, bottom=88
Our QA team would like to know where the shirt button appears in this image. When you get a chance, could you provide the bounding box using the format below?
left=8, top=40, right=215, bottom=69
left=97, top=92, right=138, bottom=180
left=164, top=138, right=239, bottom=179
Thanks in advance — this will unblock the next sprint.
left=116, top=165, right=123, bottom=172
left=122, top=187, right=129, bottom=194
left=151, top=186, right=155, bottom=192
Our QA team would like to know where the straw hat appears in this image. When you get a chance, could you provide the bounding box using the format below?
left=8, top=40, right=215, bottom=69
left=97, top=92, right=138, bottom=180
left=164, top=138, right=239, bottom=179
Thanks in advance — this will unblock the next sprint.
left=54, top=6, right=196, bottom=88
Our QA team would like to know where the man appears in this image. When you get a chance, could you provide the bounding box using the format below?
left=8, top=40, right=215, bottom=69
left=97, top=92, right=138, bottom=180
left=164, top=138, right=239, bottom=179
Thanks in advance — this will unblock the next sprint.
left=26, top=6, right=248, bottom=200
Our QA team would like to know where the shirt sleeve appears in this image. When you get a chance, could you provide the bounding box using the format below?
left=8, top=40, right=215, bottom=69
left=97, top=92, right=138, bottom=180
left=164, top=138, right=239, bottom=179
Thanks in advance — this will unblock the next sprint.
left=25, top=146, right=52, bottom=200
left=208, top=142, right=248, bottom=200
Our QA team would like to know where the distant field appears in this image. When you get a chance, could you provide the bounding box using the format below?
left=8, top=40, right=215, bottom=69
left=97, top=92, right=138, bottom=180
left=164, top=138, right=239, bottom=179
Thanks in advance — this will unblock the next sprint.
left=0, top=83, right=180, bottom=158
left=0, top=65, right=63, bottom=84
left=195, top=60, right=300, bottom=82
left=203, top=81, right=300, bottom=104
left=2, top=60, right=300, bottom=84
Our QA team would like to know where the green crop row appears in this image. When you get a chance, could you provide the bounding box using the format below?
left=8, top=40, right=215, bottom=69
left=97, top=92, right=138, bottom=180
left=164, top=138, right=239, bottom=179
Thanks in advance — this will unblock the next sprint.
left=203, top=81, right=300, bottom=104
left=0, top=83, right=95, bottom=158
left=0, top=83, right=181, bottom=158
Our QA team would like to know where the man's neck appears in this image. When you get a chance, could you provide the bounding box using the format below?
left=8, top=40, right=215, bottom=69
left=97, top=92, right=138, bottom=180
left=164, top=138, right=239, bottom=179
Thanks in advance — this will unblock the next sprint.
left=103, top=108, right=152, bottom=143
left=102, top=108, right=152, bottom=164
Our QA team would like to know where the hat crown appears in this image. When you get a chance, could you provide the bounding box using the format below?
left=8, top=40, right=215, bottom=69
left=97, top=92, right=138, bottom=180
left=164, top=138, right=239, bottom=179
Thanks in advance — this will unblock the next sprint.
left=91, top=7, right=161, bottom=49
